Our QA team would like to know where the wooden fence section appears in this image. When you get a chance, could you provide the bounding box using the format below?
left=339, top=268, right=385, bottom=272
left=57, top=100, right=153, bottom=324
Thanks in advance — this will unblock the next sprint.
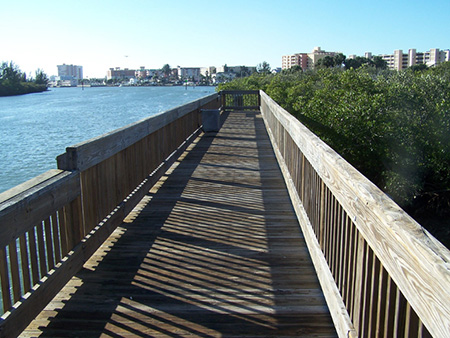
left=0, top=170, right=82, bottom=338
left=260, top=90, right=450, bottom=338
left=0, top=93, right=220, bottom=338
left=221, top=90, right=260, bottom=111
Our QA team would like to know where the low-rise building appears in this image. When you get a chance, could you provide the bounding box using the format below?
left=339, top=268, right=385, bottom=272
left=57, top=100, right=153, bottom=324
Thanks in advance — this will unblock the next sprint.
left=282, top=47, right=338, bottom=71
left=107, top=67, right=136, bottom=80
left=135, top=67, right=161, bottom=80
left=177, top=67, right=201, bottom=82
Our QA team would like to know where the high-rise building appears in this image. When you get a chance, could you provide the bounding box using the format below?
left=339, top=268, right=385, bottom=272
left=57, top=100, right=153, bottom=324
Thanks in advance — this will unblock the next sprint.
left=57, top=64, right=83, bottom=80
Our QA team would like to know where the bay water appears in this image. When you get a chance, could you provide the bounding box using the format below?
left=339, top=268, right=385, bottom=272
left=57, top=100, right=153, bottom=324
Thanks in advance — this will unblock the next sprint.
left=0, top=86, right=216, bottom=194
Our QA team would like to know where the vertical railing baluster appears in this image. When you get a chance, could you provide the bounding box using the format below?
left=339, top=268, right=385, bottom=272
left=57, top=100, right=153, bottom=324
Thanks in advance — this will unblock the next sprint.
left=36, top=222, right=47, bottom=277
left=9, top=240, right=22, bottom=303
left=385, top=276, right=397, bottom=337
left=19, top=234, right=31, bottom=293
left=52, top=213, right=61, bottom=263
left=44, top=218, right=55, bottom=270
left=28, top=228, right=40, bottom=285
left=0, top=246, right=12, bottom=313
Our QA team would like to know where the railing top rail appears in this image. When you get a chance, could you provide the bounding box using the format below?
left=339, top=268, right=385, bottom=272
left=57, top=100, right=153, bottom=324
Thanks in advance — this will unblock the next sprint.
left=220, top=90, right=260, bottom=94
left=0, top=170, right=80, bottom=249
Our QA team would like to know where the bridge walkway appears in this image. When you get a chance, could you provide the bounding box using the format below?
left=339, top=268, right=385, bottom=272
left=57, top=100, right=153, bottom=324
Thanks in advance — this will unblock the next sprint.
left=22, top=110, right=337, bottom=337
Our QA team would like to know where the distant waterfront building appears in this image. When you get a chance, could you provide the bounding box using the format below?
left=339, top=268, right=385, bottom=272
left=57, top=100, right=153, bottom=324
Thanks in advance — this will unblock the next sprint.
left=54, top=64, right=83, bottom=86
left=200, top=66, right=216, bottom=77
left=378, top=48, right=450, bottom=70
left=57, top=64, right=83, bottom=80
left=215, top=65, right=257, bottom=75
left=135, top=67, right=161, bottom=79
left=282, top=47, right=449, bottom=72
left=282, top=47, right=338, bottom=71
left=177, top=66, right=201, bottom=82
left=107, top=67, right=136, bottom=80
left=212, top=65, right=257, bottom=83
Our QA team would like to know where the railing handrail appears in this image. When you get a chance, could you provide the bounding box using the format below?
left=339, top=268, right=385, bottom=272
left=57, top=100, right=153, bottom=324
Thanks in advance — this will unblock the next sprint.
left=0, top=93, right=220, bottom=338
left=260, top=90, right=450, bottom=337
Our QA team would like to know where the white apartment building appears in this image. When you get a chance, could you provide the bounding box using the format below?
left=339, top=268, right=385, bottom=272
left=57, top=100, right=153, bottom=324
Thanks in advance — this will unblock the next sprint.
left=282, top=47, right=338, bottom=71
left=177, top=67, right=201, bottom=82
left=379, top=48, right=450, bottom=70
left=57, top=64, right=83, bottom=80
left=135, top=67, right=160, bottom=79
left=282, top=53, right=308, bottom=70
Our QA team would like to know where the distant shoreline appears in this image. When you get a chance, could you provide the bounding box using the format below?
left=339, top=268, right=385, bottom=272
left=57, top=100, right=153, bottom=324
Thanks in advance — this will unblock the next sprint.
left=0, top=83, right=48, bottom=97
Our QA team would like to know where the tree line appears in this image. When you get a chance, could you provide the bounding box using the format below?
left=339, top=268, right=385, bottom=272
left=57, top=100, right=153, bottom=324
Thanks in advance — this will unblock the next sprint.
left=0, top=61, right=49, bottom=96
left=218, top=62, right=450, bottom=248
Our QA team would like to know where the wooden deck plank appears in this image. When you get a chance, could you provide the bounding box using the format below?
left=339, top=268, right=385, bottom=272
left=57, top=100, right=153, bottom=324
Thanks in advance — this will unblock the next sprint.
left=21, top=111, right=337, bottom=337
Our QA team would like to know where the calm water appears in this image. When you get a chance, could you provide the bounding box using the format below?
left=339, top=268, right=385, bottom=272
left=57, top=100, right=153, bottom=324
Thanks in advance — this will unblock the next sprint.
left=0, top=86, right=216, bottom=193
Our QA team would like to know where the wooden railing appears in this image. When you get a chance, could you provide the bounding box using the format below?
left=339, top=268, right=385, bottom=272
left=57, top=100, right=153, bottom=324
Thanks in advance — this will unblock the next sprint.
left=221, top=90, right=260, bottom=110
left=0, top=93, right=220, bottom=338
left=260, top=90, right=450, bottom=338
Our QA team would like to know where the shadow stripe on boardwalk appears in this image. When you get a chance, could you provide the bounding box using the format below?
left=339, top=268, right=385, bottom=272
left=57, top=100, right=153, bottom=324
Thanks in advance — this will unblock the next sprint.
left=22, top=111, right=337, bottom=337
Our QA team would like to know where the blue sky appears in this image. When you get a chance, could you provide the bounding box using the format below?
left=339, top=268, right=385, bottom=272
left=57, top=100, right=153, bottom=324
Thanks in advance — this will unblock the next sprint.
left=2, top=0, right=449, bottom=78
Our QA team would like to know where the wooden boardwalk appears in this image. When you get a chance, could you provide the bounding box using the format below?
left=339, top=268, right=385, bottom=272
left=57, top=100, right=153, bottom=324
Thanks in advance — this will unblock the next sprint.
left=22, top=111, right=337, bottom=337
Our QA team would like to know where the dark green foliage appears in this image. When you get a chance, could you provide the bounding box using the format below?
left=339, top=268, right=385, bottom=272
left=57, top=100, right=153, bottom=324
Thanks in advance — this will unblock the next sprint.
left=162, top=64, right=171, bottom=77
left=256, top=61, right=271, bottom=74
left=0, top=61, right=48, bottom=96
left=34, top=68, right=49, bottom=85
left=316, top=53, right=346, bottom=69
left=218, top=62, right=450, bottom=247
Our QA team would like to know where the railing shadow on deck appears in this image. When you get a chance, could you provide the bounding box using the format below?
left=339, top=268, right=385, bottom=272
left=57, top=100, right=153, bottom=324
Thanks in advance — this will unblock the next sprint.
left=34, top=116, right=221, bottom=337
left=31, top=109, right=335, bottom=337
